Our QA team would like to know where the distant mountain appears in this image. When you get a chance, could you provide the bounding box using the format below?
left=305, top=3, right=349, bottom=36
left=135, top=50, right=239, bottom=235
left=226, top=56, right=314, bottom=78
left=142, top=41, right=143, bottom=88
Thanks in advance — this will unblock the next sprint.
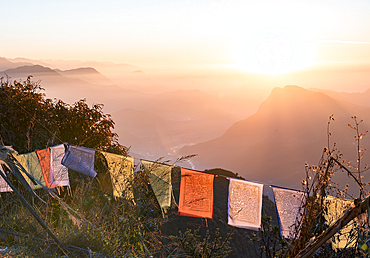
left=285, top=64, right=370, bottom=93
left=181, top=85, right=370, bottom=192
left=0, top=57, right=34, bottom=71
left=3, top=65, right=60, bottom=77
left=4, top=65, right=112, bottom=86
left=5, top=57, right=144, bottom=90
left=7, top=57, right=53, bottom=67
left=56, top=67, right=114, bottom=85
left=132, top=70, right=145, bottom=74
left=1, top=65, right=94, bottom=93
left=7, top=57, right=141, bottom=72
left=310, top=87, right=370, bottom=108
left=0, top=64, right=136, bottom=112
left=0, top=57, right=17, bottom=71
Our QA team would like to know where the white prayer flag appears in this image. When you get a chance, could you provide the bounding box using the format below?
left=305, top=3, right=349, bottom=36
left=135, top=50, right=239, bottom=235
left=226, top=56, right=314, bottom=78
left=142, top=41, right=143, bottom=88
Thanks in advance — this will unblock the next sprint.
left=228, top=178, right=263, bottom=231
left=272, top=186, right=306, bottom=238
left=50, top=144, right=70, bottom=186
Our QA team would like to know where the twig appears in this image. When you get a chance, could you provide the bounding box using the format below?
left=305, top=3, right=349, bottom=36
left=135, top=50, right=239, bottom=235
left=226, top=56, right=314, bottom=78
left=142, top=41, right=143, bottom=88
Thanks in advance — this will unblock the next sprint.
left=331, top=157, right=364, bottom=195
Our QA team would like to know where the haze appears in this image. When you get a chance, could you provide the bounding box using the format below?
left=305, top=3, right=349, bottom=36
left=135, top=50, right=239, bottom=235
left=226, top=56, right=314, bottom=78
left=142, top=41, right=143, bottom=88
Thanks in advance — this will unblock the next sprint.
left=1, top=0, right=370, bottom=191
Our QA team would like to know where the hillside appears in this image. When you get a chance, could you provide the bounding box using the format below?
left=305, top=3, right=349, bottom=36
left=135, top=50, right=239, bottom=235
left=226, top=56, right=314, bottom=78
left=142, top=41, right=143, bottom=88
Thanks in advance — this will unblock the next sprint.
left=181, top=85, right=370, bottom=192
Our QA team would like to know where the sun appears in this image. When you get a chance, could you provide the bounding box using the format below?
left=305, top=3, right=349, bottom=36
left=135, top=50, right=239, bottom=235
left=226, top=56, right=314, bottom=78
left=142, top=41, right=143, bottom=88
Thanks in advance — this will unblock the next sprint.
left=254, top=35, right=294, bottom=71
left=230, top=33, right=313, bottom=75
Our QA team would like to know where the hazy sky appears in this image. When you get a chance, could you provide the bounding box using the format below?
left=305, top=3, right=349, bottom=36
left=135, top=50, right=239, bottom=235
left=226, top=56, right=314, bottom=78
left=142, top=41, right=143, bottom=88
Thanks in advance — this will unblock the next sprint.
left=2, top=0, right=370, bottom=74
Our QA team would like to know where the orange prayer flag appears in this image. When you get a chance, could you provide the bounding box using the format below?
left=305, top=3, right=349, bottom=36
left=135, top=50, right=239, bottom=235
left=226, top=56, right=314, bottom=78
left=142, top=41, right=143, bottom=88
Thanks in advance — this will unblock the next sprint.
left=36, top=148, right=55, bottom=188
left=178, top=168, right=214, bottom=219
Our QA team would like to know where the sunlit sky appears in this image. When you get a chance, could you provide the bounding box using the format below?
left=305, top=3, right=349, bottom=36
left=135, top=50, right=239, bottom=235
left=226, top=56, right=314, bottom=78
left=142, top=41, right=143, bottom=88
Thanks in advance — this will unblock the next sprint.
left=1, top=0, right=370, bottom=74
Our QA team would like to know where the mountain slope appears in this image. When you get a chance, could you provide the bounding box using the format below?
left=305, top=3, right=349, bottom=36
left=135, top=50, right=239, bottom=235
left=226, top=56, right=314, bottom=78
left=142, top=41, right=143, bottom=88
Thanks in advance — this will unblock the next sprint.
left=57, top=67, right=114, bottom=85
left=181, top=85, right=370, bottom=191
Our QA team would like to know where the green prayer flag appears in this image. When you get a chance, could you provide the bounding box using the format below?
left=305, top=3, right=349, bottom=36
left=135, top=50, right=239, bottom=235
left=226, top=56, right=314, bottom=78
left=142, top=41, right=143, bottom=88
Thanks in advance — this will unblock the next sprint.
left=16, top=152, right=46, bottom=190
left=141, top=160, right=174, bottom=214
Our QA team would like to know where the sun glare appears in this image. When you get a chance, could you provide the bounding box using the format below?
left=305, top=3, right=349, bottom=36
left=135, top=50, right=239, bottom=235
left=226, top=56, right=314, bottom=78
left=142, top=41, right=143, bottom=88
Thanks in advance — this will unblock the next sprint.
left=255, top=35, right=293, bottom=70
left=230, top=33, right=314, bottom=75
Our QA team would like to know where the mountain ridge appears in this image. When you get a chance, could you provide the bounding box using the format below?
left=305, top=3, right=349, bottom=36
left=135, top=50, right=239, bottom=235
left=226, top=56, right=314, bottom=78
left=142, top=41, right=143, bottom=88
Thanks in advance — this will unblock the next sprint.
left=180, top=85, right=370, bottom=192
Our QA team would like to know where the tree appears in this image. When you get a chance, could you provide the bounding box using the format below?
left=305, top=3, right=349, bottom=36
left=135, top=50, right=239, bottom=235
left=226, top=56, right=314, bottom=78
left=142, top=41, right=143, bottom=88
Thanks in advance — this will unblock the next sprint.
left=0, top=76, right=126, bottom=154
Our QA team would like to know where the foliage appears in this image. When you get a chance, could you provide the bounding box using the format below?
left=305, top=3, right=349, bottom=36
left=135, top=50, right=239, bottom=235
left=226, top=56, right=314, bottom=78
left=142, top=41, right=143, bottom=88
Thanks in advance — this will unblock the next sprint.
left=0, top=76, right=125, bottom=154
left=174, top=227, right=233, bottom=258
left=249, top=216, right=287, bottom=258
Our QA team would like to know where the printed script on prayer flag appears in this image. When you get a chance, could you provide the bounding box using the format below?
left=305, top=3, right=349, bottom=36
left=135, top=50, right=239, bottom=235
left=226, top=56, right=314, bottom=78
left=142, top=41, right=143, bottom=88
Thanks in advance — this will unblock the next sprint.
left=178, top=168, right=214, bottom=219
left=50, top=144, right=69, bottom=187
left=272, top=187, right=306, bottom=238
left=228, top=178, right=263, bottom=231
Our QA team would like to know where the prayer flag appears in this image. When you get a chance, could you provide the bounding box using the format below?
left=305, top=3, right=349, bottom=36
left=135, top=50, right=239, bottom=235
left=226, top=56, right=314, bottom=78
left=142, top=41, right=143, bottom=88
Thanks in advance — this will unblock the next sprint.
left=62, top=145, right=97, bottom=177
left=272, top=186, right=306, bottom=238
left=228, top=178, right=263, bottom=231
left=101, top=152, right=134, bottom=201
left=0, top=165, right=12, bottom=192
left=323, top=196, right=356, bottom=249
left=50, top=144, right=69, bottom=187
left=178, top=168, right=214, bottom=219
left=24, top=152, right=46, bottom=189
left=15, top=152, right=45, bottom=189
left=15, top=154, right=28, bottom=184
left=36, top=148, right=55, bottom=188
left=141, top=160, right=174, bottom=214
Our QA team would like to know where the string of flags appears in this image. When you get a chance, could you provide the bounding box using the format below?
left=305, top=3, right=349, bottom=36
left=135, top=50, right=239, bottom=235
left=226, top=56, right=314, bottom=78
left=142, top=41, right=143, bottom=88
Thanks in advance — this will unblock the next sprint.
left=0, top=143, right=356, bottom=247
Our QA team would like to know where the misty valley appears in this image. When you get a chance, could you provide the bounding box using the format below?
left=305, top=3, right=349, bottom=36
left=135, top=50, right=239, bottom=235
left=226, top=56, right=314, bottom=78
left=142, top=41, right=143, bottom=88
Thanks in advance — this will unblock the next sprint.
left=2, top=57, right=370, bottom=193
